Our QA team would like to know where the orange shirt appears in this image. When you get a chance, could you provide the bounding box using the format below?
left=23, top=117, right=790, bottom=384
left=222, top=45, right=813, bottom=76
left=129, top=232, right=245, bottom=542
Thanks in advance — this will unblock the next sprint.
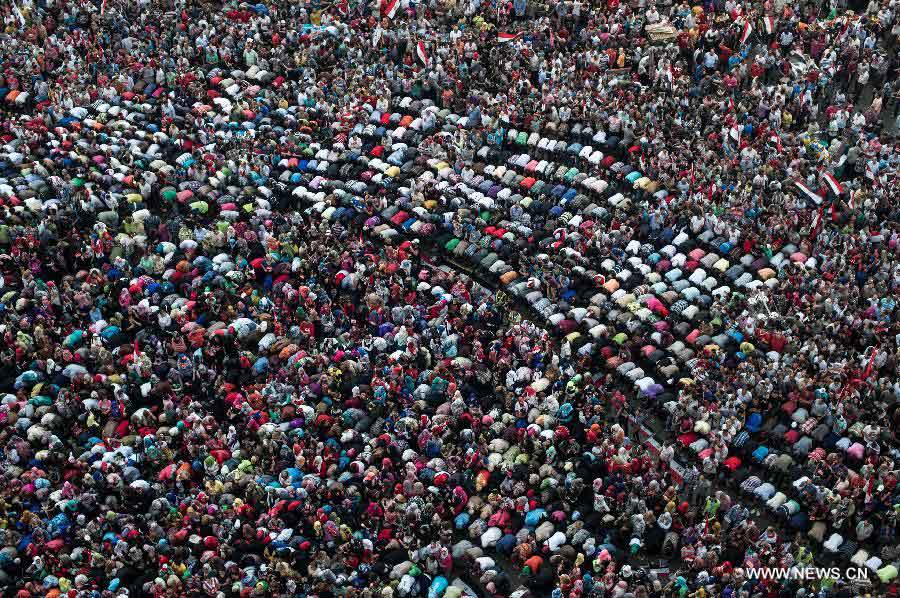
left=524, top=555, right=544, bottom=573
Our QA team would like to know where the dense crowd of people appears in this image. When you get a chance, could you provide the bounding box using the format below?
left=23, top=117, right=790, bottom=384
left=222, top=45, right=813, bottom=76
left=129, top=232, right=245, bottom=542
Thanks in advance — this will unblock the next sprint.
left=1, top=0, right=900, bottom=595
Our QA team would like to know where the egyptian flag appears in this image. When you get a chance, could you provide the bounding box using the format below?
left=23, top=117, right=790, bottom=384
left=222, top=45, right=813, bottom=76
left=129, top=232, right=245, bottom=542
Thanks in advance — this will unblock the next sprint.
left=794, top=179, right=823, bottom=206
left=822, top=172, right=843, bottom=196
left=810, top=205, right=823, bottom=236
left=100, top=0, right=107, bottom=15
left=382, top=0, right=399, bottom=19
left=763, top=16, right=776, bottom=35
left=416, top=40, right=429, bottom=66
left=866, top=162, right=877, bottom=183
left=740, top=20, right=753, bottom=45
left=497, top=32, right=521, bottom=43
left=839, top=16, right=851, bottom=39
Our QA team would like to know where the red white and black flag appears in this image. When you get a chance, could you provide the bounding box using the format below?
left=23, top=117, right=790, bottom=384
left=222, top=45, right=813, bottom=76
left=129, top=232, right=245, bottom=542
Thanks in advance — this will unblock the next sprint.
left=810, top=205, right=823, bottom=236
left=416, top=40, right=429, bottom=66
left=740, top=20, right=753, bottom=45
left=822, top=172, right=843, bottom=196
left=497, top=32, right=522, bottom=43
left=382, top=0, right=399, bottom=19
left=794, top=179, right=823, bottom=206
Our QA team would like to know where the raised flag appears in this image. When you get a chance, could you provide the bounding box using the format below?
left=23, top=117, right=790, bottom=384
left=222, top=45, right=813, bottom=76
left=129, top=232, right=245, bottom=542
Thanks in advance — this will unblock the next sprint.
left=810, top=205, right=823, bottom=236
left=763, top=16, right=776, bottom=34
left=416, top=40, right=429, bottom=66
left=794, top=179, right=823, bottom=206
left=497, top=32, right=521, bottom=43
left=839, top=16, right=850, bottom=39
left=866, top=162, right=877, bottom=182
left=382, top=0, right=399, bottom=19
left=822, top=172, right=843, bottom=196
left=740, top=20, right=753, bottom=45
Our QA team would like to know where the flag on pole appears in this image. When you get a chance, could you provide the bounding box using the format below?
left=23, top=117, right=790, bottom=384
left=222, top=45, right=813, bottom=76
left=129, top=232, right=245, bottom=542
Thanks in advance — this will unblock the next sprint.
left=794, top=179, right=823, bottom=206
left=763, top=16, right=776, bottom=34
left=382, top=0, right=399, bottom=19
left=822, top=172, right=843, bottom=196
left=497, top=32, right=522, bottom=43
left=416, top=40, right=429, bottom=66
left=740, top=20, right=753, bottom=45
left=101, top=0, right=107, bottom=16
